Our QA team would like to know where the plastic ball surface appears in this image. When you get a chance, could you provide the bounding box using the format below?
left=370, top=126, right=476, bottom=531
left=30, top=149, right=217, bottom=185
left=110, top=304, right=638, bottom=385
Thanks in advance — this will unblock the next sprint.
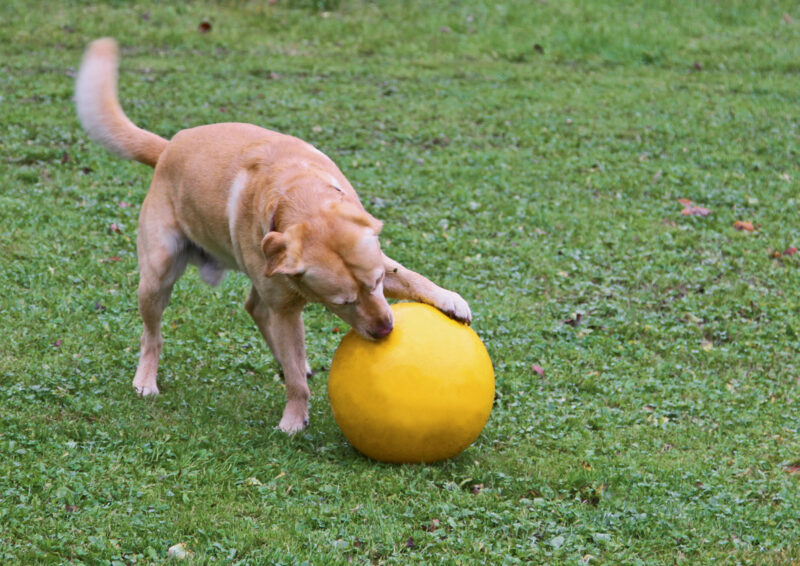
left=328, top=302, right=494, bottom=463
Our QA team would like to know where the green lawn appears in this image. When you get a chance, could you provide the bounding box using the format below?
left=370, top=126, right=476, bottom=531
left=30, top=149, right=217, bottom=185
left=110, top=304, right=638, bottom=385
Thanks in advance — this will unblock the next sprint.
left=2, top=1, right=800, bottom=563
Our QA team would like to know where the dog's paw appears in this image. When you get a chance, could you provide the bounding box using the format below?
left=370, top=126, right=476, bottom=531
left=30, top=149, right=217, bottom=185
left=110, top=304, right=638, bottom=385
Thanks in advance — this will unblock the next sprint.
left=278, top=409, right=310, bottom=434
left=432, top=290, right=472, bottom=324
left=133, top=382, right=159, bottom=396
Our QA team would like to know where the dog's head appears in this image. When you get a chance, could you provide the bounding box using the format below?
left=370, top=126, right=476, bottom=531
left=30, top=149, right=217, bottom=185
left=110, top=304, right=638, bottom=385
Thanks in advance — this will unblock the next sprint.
left=261, top=200, right=394, bottom=339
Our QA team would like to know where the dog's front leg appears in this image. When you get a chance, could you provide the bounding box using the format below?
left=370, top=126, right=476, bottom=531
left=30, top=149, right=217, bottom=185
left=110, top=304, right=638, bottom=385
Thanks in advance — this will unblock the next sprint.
left=382, top=254, right=472, bottom=323
left=245, top=286, right=310, bottom=433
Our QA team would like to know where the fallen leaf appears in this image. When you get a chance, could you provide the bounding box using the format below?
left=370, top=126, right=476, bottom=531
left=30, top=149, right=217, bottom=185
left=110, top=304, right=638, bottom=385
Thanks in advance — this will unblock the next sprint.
left=439, top=26, right=451, bottom=33
left=109, top=223, right=122, bottom=234
left=64, top=504, right=79, bottom=513
left=405, top=536, right=415, bottom=549
left=533, top=43, right=544, bottom=54
left=693, top=62, right=703, bottom=71
left=531, top=364, right=545, bottom=377
left=785, top=247, right=798, bottom=256
left=353, top=537, right=364, bottom=548
left=787, top=465, right=800, bottom=475
left=564, top=313, right=584, bottom=327
left=733, top=221, right=755, bottom=232
left=118, top=201, right=131, bottom=208
left=61, top=151, right=71, bottom=164
left=681, top=206, right=711, bottom=217
left=198, top=21, right=212, bottom=33
left=167, top=543, right=191, bottom=560
left=53, top=339, right=62, bottom=348
left=422, top=519, right=440, bottom=532
left=677, top=198, right=693, bottom=206
left=784, top=13, right=793, bottom=24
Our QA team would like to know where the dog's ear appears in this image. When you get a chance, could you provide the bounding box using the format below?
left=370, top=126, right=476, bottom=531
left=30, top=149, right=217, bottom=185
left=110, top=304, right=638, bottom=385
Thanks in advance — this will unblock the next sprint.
left=328, top=201, right=383, bottom=234
left=261, top=223, right=307, bottom=277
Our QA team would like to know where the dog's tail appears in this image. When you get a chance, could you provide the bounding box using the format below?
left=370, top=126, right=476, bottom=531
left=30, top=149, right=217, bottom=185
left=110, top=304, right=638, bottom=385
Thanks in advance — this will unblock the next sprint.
left=75, top=38, right=167, bottom=168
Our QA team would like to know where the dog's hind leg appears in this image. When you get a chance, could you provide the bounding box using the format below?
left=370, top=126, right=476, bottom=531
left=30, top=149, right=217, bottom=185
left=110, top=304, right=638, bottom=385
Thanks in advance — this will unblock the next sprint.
left=132, top=195, right=189, bottom=396
left=245, top=284, right=310, bottom=433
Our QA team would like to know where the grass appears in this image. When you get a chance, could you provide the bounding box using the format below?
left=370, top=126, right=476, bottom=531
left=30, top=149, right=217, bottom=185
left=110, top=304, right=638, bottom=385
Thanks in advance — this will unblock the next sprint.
left=2, top=0, right=800, bottom=563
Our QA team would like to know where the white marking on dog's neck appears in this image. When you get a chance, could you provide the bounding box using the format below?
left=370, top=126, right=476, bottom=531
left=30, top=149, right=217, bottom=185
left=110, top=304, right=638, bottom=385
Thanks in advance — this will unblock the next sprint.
left=227, top=170, right=248, bottom=243
left=329, top=175, right=344, bottom=194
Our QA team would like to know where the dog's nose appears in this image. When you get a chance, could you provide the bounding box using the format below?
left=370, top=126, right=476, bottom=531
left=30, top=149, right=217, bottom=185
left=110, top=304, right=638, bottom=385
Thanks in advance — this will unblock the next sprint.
left=369, top=321, right=393, bottom=339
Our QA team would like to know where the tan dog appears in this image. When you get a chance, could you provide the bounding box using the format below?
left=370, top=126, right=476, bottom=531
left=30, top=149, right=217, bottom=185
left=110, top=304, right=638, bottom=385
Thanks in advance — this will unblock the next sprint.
left=75, top=38, right=471, bottom=432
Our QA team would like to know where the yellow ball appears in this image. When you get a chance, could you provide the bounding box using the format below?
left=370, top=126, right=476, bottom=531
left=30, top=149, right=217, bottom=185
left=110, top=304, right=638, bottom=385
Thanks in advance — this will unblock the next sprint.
left=328, top=302, right=495, bottom=463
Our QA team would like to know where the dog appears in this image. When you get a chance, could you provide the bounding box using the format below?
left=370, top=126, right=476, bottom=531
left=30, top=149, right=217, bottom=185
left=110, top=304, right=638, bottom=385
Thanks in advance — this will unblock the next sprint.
left=75, top=38, right=472, bottom=432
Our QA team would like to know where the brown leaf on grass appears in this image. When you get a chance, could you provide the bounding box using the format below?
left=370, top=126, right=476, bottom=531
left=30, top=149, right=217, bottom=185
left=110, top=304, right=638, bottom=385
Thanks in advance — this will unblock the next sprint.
left=693, top=62, right=703, bottom=71
left=109, top=223, right=122, bottom=234
left=422, top=519, right=440, bottom=532
left=405, top=536, right=415, bottom=549
left=198, top=21, right=212, bottom=33
left=787, top=465, right=800, bottom=475
left=564, top=312, right=584, bottom=326
left=681, top=206, right=711, bottom=217
left=53, top=339, right=62, bottom=348
left=784, top=13, right=793, bottom=24
left=531, top=364, right=545, bottom=378
left=785, top=247, right=798, bottom=256
left=677, top=198, right=693, bottom=206
left=733, top=221, right=755, bottom=232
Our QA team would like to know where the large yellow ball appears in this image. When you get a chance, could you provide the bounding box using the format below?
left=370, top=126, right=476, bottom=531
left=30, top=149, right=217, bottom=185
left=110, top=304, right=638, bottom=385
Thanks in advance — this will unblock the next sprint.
left=328, top=302, right=495, bottom=463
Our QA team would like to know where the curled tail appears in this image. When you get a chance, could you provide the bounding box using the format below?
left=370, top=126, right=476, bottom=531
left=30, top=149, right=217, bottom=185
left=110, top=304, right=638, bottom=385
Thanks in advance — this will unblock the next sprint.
left=75, top=38, right=167, bottom=168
